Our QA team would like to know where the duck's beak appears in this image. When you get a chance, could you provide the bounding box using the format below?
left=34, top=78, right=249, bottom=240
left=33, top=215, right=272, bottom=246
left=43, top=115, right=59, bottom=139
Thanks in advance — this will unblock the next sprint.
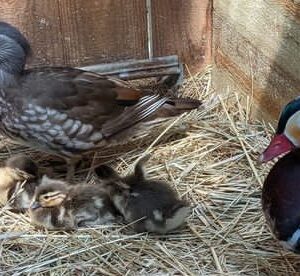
left=30, top=201, right=41, bottom=210
left=259, top=134, right=295, bottom=163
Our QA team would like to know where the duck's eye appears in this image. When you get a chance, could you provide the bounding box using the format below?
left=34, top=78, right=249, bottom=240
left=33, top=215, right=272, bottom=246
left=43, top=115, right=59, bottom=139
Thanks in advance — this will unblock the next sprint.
left=43, top=195, right=50, bottom=200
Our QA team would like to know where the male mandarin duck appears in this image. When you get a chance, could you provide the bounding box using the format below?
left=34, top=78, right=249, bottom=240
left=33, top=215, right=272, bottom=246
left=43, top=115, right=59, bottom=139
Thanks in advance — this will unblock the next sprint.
left=260, top=97, right=300, bottom=252
left=0, top=22, right=201, bottom=178
left=262, top=150, right=300, bottom=253
left=260, top=97, right=300, bottom=162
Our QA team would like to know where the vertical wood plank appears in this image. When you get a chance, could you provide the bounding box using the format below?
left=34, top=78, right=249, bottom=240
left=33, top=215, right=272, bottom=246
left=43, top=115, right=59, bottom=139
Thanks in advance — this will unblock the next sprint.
left=152, top=0, right=211, bottom=73
left=0, top=0, right=148, bottom=67
left=57, top=0, right=148, bottom=66
left=0, top=0, right=210, bottom=73
left=0, top=0, right=65, bottom=66
left=213, top=0, right=300, bottom=121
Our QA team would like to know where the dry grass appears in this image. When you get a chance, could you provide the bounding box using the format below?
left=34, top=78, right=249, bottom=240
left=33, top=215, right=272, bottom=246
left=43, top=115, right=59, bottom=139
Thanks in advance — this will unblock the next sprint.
left=0, top=67, right=300, bottom=275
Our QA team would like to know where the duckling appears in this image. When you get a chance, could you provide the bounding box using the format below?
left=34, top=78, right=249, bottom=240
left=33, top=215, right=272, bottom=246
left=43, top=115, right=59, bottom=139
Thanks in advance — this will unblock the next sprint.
left=260, top=97, right=300, bottom=162
left=94, top=156, right=191, bottom=233
left=0, top=21, right=202, bottom=179
left=29, top=175, right=119, bottom=230
left=0, top=154, right=39, bottom=211
left=262, top=149, right=300, bottom=253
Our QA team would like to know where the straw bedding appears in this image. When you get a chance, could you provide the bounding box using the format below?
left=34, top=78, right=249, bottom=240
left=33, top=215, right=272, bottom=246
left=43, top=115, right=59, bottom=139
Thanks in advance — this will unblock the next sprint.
left=0, top=67, right=299, bottom=275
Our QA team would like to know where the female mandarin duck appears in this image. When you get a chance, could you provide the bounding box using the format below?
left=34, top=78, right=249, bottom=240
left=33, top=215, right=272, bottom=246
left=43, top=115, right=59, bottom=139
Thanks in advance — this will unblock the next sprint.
left=0, top=22, right=201, bottom=178
left=262, top=150, right=300, bottom=253
left=260, top=97, right=300, bottom=162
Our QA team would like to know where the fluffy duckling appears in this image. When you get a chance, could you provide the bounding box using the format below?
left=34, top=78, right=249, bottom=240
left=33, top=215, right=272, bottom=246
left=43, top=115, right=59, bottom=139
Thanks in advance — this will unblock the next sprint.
left=95, top=156, right=191, bottom=233
left=260, top=97, right=300, bottom=162
left=0, top=21, right=202, bottom=179
left=262, top=150, right=300, bottom=253
left=29, top=176, right=119, bottom=230
left=0, top=154, right=39, bottom=210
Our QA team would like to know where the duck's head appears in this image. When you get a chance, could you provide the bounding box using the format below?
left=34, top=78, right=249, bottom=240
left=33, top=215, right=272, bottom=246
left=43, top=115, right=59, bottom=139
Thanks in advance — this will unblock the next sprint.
left=30, top=176, right=68, bottom=210
left=260, top=98, right=300, bottom=163
left=5, top=154, right=38, bottom=178
left=94, top=164, right=130, bottom=196
left=94, top=155, right=151, bottom=194
left=0, top=22, right=31, bottom=85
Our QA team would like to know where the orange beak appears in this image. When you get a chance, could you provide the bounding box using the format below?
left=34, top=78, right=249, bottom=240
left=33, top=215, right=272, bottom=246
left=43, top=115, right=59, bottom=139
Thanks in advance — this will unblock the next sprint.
left=259, top=134, right=295, bottom=163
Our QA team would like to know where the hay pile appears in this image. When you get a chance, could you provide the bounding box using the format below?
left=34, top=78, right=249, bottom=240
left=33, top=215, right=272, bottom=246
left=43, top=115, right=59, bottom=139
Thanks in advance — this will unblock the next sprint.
left=0, top=67, right=299, bottom=275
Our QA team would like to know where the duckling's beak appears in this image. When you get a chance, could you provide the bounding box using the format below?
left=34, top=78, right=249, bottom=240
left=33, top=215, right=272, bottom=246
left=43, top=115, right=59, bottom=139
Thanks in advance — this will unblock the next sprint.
left=30, top=201, right=41, bottom=210
left=259, top=134, right=295, bottom=163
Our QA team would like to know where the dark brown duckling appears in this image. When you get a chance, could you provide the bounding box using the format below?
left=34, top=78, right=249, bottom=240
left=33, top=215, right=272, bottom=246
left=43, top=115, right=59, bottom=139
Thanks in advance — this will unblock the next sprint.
left=262, top=149, right=300, bottom=253
left=0, top=154, right=39, bottom=211
left=95, top=156, right=191, bottom=233
left=0, top=21, right=202, bottom=179
left=29, top=175, right=119, bottom=230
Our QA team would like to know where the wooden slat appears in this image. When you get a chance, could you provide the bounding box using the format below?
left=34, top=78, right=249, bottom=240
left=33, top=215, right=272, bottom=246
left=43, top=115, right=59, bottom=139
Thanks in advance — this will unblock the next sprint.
left=151, top=0, right=211, bottom=74
left=213, top=0, right=300, bottom=121
left=80, top=55, right=181, bottom=80
left=0, top=0, right=210, bottom=73
left=0, top=0, right=148, bottom=67
left=0, top=0, right=65, bottom=66
left=57, top=0, right=148, bottom=66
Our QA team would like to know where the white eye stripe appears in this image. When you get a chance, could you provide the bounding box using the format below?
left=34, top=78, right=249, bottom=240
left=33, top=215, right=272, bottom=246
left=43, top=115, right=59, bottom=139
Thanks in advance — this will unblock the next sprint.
left=285, top=111, right=300, bottom=146
left=286, top=110, right=300, bottom=126
left=42, top=192, right=63, bottom=199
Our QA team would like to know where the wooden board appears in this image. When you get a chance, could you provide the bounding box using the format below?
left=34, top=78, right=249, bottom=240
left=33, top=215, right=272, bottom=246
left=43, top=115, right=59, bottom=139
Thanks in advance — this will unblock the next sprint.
left=213, top=0, right=300, bottom=121
left=0, top=0, right=65, bottom=66
left=56, top=0, right=148, bottom=65
left=0, top=0, right=210, bottom=73
left=0, top=0, right=148, bottom=67
left=152, top=0, right=212, bottom=74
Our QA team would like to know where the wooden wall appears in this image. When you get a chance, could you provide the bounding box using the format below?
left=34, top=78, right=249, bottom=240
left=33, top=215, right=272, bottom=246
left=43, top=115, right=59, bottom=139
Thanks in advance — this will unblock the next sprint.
left=213, top=0, right=300, bottom=122
left=0, top=0, right=211, bottom=73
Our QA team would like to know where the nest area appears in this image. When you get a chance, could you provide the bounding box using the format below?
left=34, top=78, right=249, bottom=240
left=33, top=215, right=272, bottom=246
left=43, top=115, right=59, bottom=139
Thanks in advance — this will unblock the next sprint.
left=0, top=67, right=299, bottom=275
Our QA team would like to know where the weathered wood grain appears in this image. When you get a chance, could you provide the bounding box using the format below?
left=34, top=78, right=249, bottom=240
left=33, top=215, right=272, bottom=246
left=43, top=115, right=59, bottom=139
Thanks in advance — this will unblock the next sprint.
left=0, top=0, right=148, bottom=67
left=152, top=0, right=212, bottom=74
left=213, top=0, right=300, bottom=121
left=0, top=0, right=210, bottom=74
left=57, top=0, right=148, bottom=66
left=0, top=0, right=65, bottom=66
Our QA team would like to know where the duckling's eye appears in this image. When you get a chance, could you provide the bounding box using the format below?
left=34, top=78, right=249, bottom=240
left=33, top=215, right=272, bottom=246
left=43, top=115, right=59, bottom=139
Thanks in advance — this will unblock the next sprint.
left=43, top=195, right=50, bottom=200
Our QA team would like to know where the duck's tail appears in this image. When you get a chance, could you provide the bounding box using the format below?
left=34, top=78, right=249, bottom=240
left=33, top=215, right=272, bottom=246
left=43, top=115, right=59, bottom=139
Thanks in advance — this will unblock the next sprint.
left=102, top=95, right=202, bottom=138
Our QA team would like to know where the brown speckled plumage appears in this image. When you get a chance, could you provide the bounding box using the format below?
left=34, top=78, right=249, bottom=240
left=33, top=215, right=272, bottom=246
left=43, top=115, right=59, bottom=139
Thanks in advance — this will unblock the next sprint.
left=0, top=22, right=202, bottom=175
left=29, top=175, right=120, bottom=230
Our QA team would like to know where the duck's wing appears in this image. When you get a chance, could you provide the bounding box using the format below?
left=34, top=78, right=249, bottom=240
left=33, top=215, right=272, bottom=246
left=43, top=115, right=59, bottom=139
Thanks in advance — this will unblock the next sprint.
left=2, top=68, right=167, bottom=153
left=17, top=67, right=151, bottom=126
left=3, top=67, right=201, bottom=155
left=31, top=67, right=174, bottom=131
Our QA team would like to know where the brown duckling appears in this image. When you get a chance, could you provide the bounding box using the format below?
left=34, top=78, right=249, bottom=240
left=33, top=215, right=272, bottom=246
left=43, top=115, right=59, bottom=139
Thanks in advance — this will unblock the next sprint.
left=0, top=21, right=202, bottom=179
left=94, top=156, right=191, bottom=234
left=262, top=150, right=300, bottom=253
left=29, top=175, right=119, bottom=230
left=0, top=154, right=39, bottom=211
